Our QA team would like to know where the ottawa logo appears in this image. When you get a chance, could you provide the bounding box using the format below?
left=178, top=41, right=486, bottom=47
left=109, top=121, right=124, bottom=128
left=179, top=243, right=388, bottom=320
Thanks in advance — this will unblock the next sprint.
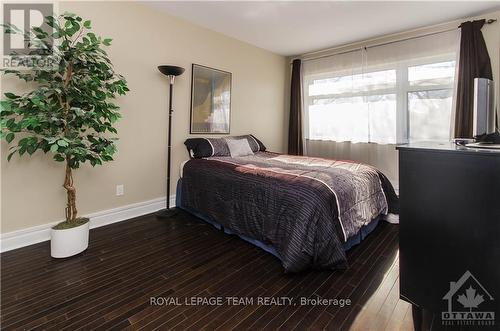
left=442, top=270, right=495, bottom=327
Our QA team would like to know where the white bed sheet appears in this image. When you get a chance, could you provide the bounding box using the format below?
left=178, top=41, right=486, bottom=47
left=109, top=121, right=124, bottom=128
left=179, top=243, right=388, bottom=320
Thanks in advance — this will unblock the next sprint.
left=179, top=160, right=189, bottom=178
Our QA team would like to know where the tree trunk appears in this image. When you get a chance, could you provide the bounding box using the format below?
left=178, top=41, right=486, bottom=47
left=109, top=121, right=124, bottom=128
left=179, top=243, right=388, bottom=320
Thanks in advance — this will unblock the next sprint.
left=63, top=161, right=77, bottom=222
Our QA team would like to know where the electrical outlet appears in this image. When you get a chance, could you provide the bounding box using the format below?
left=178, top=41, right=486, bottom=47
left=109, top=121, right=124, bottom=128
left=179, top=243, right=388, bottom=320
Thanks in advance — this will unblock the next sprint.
left=116, top=184, right=124, bottom=196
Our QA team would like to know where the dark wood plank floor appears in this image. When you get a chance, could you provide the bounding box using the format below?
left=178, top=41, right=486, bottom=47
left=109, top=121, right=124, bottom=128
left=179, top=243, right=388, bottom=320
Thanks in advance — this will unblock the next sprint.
left=1, top=210, right=412, bottom=330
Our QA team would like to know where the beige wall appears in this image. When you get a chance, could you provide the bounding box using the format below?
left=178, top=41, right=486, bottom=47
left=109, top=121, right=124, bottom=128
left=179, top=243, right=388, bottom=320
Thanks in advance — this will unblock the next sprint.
left=2, top=4, right=498, bottom=234
left=0, top=1, right=287, bottom=233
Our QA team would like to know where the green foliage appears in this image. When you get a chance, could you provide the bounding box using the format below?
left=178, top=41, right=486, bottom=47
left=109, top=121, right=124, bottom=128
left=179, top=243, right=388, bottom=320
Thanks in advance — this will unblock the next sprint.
left=1, top=13, right=129, bottom=169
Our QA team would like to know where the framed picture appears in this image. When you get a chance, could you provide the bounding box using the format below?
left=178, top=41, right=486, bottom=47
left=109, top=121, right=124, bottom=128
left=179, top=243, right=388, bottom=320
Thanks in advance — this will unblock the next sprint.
left=190, top=64, right=231, bottom=134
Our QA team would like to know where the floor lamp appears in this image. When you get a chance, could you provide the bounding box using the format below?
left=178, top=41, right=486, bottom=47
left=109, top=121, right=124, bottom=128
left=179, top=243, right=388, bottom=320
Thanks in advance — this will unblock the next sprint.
left=156, top=65, right=185, bottom=218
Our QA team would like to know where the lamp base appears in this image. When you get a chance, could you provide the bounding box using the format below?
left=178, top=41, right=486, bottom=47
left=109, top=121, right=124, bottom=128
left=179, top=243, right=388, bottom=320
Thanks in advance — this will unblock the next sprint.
left=155, top=208, right=178, bottom=219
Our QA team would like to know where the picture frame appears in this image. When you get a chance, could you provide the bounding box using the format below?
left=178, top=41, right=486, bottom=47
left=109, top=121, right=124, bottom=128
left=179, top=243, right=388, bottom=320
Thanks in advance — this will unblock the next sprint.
left=190, top=64, right=232, bottom=134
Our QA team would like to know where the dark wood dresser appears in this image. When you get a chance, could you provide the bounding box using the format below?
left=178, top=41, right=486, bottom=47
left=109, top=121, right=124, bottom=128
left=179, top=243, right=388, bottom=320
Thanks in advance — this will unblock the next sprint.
left=397, top=142, right=500, bottom=330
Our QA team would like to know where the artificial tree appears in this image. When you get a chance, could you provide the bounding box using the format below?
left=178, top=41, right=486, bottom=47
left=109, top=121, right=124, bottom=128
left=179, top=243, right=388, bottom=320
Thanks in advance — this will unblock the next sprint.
left=1, top=13, right=129, bottom=228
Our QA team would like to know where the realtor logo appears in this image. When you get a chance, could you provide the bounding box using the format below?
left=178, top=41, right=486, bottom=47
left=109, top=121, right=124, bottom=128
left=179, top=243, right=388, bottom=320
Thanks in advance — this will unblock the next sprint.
left=442, top=270, right=495, bottom=326
left=2, top=3, right=54, bottom=56
left=2, top=3, right=58, bottom=69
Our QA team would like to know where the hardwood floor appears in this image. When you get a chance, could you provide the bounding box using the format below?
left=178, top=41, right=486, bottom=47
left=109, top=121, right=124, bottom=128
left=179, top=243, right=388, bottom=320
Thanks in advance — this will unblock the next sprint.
left=0, top=210, right=413, bottom=330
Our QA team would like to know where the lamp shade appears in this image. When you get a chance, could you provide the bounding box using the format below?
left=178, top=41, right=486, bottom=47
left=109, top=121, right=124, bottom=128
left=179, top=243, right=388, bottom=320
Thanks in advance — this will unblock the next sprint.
left=158, top=65, right=185, bottom=76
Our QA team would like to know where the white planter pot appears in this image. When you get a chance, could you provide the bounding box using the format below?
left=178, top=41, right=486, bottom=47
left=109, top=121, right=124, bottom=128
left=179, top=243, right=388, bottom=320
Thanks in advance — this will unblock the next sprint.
left=51, top=220, right=90, bottom=258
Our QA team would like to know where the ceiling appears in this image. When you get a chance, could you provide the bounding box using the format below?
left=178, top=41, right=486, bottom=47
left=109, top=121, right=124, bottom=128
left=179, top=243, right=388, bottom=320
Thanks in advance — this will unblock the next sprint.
left=146, top=1, right=500, bottom=56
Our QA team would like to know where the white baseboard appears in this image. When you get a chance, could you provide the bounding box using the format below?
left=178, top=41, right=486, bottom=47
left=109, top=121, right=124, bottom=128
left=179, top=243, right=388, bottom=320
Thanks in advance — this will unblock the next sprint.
left=0, top=195, right=176, bottom=253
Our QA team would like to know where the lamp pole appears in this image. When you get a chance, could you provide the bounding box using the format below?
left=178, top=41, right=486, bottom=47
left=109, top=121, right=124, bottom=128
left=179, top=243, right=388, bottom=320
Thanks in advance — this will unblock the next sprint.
left=156, top=65, right=185, bottom=218
left=166, top=75, right=174, bottom=210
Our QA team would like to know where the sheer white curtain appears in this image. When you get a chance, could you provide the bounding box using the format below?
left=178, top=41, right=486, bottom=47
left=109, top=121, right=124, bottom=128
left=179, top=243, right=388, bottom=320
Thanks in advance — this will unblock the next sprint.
left=303, top=48, right=397, bottom=144
left=301, top=30, right=460, bottom=187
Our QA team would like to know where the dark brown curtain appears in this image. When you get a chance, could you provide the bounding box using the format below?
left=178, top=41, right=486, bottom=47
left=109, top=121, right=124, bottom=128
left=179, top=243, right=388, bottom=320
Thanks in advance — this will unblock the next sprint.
left=454, top=19, right=493, bottom=138
left=288, top=59, right=304, bottom=155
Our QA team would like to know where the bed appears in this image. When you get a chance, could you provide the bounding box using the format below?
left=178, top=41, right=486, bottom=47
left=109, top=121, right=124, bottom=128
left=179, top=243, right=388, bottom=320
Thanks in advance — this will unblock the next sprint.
left=178, top=135, right=399, bottom=272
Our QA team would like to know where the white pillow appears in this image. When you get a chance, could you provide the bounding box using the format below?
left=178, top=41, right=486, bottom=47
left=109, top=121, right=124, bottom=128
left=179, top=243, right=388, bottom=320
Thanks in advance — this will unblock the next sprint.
left=225, top=138, right=254, bottom=157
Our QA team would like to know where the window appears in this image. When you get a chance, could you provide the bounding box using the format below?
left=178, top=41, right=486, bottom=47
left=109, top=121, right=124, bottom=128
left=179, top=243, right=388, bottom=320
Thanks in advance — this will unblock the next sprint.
left=304, top=60, right=455, bottom=144
left=302, top=31, right=459, bottom=144
left=307, top=69, right=397, bottom=143
left=407, top=61, right=455, bottom=142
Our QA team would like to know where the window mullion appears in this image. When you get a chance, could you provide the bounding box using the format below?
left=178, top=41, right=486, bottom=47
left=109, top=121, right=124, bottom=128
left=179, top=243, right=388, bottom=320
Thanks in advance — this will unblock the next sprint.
left=406, top=84, right=454, bottom=93
left=396, top=63, right=408, bottom=144
left=309, top=88, right=397, bottom=103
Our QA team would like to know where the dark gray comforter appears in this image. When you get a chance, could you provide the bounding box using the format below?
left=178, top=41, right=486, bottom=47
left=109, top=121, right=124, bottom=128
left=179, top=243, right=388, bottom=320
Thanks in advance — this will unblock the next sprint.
left=181, top=152, right=399, bottom=272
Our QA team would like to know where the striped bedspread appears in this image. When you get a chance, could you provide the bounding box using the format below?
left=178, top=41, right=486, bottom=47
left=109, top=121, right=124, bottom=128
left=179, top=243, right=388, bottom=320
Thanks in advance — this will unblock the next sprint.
left=181, top=152, right=398, bottom=272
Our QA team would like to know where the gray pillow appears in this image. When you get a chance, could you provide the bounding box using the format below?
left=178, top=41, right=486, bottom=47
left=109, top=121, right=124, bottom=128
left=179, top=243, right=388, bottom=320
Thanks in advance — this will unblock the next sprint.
left=184, top=135, right=266, bottom=158
left=225, top=138, right=254, bottom=157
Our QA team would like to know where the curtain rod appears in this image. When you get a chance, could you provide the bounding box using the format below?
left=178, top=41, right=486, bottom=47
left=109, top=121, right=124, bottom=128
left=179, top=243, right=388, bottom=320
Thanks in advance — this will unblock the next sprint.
left=294, top=18, right=497, bottom=64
